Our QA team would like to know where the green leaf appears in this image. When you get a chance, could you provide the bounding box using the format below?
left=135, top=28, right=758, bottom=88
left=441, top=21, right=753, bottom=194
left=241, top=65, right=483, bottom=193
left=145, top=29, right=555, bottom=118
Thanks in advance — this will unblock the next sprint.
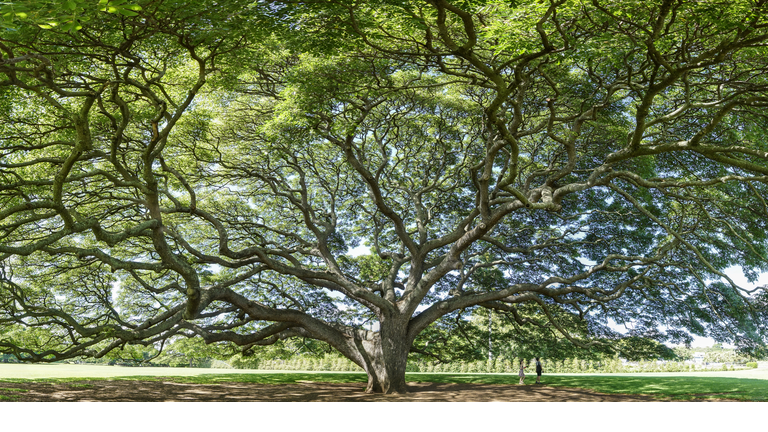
left=116, top=8, right=138, bottom=17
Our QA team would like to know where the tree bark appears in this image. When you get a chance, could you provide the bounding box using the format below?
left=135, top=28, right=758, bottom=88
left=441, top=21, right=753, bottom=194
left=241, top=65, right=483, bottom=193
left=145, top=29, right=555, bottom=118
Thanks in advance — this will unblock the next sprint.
left=355, top=315, right=411, bottom=394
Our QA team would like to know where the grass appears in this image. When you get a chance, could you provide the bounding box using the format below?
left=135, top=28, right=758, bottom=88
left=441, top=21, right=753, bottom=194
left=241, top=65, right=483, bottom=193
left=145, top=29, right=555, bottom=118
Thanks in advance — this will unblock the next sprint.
left=554, top=375, right=762, bottom=401
left=0, top=363, right=258, bottom=379
left=1, top=363, right=766, bottom=401
left=402, top=373, right=768, bottom=401
left=0, top=386, right=29, bottom=401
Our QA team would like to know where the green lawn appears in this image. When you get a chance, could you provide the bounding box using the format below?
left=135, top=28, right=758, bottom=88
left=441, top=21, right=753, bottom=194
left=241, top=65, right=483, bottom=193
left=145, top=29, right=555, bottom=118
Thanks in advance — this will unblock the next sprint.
left=1, top=363, right=766, bottom=401
left=405, top=372, right=768, bottom=401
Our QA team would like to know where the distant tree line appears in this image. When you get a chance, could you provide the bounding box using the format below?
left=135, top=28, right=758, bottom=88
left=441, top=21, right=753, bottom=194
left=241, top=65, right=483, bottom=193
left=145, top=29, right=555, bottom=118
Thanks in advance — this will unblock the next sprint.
left=7, top=309, right=758, bottom=369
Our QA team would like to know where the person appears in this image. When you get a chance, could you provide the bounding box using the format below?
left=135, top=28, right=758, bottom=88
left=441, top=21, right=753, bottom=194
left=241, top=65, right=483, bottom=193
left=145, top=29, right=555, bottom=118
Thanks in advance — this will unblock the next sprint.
left=518, top=360, right=526, bottom=385
left=535, top=357, right=542, bottom=384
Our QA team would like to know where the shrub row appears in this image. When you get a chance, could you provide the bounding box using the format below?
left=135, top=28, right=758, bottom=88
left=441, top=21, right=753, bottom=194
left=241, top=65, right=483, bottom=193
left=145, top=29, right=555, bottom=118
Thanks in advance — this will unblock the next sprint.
left=412, top=358, right=753, bottom=374
left=228, top=354, right=362, bottom=371
left=220, top=356, right=752, bottom=373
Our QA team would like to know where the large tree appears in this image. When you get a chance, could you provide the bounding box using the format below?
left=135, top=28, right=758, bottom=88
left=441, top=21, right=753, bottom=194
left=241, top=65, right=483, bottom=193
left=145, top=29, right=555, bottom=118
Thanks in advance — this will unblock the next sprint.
left=2, top=0, right=768, bottom=393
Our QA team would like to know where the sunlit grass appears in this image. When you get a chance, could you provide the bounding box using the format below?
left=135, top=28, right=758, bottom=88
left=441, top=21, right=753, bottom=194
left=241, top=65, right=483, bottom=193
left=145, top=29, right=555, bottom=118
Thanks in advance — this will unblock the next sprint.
left=543, top=375, right=765, bottom=401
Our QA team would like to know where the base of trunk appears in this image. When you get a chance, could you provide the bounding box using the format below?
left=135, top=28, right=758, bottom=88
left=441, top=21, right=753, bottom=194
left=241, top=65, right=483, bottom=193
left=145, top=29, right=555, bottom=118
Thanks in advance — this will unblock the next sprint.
left=365, top=372, right=408, bottom=394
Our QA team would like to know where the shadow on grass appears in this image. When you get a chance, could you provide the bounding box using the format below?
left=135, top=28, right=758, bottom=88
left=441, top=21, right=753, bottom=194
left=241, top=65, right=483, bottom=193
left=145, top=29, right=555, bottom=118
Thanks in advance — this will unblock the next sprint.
left=404, top=373, right=767, bottom=401
left=119, top=371, right=370, bottom=386
left=546, top=375, right=766, bottom=401
left=0, top=386, right=28, bottom=401
left=1, top=371, right=764, bottom=401
left=126, top=372, right=768, bottom=401
left=0, top=371, right=368, bottom=386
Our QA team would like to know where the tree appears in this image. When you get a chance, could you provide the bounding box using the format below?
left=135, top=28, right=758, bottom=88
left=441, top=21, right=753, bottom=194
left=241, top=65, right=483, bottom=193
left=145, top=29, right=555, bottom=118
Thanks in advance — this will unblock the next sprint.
left=2, top=0, right=768, bottom=394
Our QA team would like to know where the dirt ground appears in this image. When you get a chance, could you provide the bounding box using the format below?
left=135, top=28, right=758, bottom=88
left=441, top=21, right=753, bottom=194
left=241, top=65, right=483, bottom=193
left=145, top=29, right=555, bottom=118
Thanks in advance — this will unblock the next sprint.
left=0, top=379, right=730, bottom=402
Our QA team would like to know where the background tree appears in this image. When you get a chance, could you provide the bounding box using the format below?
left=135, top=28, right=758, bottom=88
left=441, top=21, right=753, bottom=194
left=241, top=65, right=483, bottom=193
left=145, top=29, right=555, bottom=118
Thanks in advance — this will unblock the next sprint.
left=410, top=304, right=676, bottom=365
left=2, top=0, right=768, bottom=394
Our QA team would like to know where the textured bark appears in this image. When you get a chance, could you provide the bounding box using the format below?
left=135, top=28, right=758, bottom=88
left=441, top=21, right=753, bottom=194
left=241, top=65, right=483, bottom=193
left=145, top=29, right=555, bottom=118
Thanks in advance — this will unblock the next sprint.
left=356, top=315, right=410, bottom=394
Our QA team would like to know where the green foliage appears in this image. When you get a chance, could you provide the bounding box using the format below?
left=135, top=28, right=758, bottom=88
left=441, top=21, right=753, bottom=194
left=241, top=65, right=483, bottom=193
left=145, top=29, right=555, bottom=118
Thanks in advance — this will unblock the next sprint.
left=0, top=354, right=17, bottom=363
left=614, top=337, right=676, bottom=362
left=410, top=306, right=682, bottom=366
left=1, top=0, right=141, bottom=31
left=673, top=345, right=756, bottom=365
left=229, top=353, right=362, bottom=372
left=153, top=338, right=234, bottom=368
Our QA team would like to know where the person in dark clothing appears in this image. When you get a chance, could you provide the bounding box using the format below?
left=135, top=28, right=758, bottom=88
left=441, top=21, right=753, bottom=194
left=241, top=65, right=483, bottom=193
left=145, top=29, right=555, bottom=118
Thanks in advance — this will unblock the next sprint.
left=535, top=357, right=542, bottom=384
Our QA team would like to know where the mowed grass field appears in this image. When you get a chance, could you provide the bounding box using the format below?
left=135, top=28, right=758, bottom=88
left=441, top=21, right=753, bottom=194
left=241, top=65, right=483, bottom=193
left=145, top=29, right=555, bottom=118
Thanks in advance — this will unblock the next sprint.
left=1, top=363, right=767, bottom=401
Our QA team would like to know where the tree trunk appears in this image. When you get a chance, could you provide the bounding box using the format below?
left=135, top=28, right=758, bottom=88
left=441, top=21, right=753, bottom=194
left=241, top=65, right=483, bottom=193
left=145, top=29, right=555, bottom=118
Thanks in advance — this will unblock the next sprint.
left=356, top=316, right=410, bottom=394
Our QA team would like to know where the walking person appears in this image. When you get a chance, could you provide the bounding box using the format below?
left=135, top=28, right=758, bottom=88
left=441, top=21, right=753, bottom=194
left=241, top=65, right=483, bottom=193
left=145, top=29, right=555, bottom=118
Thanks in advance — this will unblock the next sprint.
left=518, top=359, right=526, bottom=385
left=535, top=357, right=542, bottom=384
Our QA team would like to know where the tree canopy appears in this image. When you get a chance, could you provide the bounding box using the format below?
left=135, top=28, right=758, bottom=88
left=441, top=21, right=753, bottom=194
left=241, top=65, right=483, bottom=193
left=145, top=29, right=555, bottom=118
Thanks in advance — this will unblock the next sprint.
left=1, top=0, right=768, bottom=393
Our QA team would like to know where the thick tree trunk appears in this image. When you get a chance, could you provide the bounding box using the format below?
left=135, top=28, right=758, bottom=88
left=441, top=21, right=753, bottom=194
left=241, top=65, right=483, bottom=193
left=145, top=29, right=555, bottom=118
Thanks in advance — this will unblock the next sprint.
left=356, top=316, right=410, bottom=394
